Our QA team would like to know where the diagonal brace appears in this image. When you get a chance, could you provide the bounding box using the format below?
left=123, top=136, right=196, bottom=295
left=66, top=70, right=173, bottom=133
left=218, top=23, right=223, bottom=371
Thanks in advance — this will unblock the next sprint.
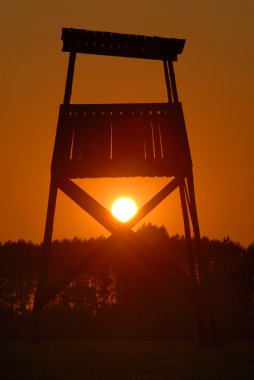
left=58, top=177, right=180, bottom=234
left=35, top=234, right=118, bottom=309
left=37, top=176, right=193, bottom=308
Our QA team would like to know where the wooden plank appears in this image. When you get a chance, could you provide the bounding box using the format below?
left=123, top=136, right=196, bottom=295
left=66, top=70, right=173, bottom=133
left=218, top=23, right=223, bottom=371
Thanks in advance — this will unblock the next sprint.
left=51, top=106, right=74, bottom=173
left=144, top=123, right=154, bottom=159
left=112, top=109, right=145, bottom=161
left=70, top=111, right=82, bottom=161
left=159, top=103, right=192, bottom=173
left=73, top=110, right=111, bottom=163
left=151, top=119, right=163, bottom=159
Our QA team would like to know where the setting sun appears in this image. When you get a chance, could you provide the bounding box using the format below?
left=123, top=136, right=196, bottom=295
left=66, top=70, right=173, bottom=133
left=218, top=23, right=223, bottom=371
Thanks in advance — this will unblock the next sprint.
left=111, top=197, right=138, bottom=222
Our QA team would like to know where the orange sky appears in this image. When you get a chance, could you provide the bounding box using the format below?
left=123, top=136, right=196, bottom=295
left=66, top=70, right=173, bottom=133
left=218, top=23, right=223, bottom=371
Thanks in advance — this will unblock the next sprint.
left=1, top=1, right=254, bottom=245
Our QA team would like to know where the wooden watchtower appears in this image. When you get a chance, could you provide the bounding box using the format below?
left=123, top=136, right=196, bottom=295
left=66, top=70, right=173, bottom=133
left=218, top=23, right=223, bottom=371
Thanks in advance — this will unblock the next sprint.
left=33, top=28, right=215, bottom=341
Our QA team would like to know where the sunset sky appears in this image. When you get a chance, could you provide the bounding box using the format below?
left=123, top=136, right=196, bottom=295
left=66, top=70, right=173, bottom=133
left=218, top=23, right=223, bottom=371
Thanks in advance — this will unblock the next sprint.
left=1, top=0, right=253, bottom=245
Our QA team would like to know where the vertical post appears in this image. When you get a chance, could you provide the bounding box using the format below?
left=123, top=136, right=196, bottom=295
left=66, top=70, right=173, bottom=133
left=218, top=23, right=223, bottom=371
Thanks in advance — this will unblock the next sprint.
left=186, top=170, right=218, bottom=343
left=32, top=180, right=58, bottom=341
left=36, top=180, right=58, bottom=303
left=168, top=61, right=179, bottom=103
left=163, top=60, right=173, bottom=103
left=64, top=51, right=76, bottom=105
left=179, top=178, right=207, bottom=341
left=185, top=171, right=204, bottom=281
left=32, top=51, right=76, bottom=342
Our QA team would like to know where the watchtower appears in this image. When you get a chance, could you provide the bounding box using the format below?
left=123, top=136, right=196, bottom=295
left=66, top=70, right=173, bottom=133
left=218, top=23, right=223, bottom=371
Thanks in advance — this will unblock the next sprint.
left=33, top=28, right=215, bottom=341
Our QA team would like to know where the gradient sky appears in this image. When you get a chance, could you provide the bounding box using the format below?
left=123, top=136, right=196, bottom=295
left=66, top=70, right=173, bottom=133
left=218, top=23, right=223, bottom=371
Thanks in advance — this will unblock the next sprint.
left=1, top=0, right=253, bottom=245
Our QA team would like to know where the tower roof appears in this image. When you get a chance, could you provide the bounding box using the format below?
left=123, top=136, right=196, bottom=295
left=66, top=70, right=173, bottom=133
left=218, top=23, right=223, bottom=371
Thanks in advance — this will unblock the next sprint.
left=62, top=28, right=185, bottom=61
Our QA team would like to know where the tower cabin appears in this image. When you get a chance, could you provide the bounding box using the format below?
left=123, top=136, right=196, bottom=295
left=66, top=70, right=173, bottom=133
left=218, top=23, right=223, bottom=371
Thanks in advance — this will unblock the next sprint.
left=52, top=28, right=192, bottom=179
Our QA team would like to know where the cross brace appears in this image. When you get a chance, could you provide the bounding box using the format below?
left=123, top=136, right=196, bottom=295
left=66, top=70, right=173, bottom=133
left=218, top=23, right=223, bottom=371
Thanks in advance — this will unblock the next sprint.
left=34, top=177, right=195, bottom=311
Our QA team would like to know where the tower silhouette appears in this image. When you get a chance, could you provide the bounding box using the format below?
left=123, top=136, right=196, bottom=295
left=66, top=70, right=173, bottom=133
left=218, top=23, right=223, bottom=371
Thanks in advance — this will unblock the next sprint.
left=33, top=28, right=216, bottom=342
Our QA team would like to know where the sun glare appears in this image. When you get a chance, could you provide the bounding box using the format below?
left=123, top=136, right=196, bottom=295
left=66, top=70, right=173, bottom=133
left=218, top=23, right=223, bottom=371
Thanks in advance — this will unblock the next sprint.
left=111, top=197, right=138, bottom=222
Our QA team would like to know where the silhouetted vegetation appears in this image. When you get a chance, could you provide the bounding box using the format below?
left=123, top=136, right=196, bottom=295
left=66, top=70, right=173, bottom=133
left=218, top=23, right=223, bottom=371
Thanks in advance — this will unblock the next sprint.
left=0, top=224, right=253, bottom=340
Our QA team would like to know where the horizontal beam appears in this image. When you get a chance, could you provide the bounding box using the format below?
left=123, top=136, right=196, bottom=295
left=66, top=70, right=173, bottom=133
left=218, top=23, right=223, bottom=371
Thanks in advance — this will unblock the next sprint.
left=62, top=28, right=185, bottom=61
left=59, top=102, right=180, bottom=116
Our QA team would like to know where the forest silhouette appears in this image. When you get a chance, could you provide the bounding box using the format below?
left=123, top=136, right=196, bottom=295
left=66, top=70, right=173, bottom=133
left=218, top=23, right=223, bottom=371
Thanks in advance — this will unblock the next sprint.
left=0, top=224, right=253, bottom=341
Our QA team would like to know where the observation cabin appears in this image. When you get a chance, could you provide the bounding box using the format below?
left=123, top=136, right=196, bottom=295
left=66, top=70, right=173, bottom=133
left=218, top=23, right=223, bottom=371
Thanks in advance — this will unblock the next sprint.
left=52, top=28, right=192, bottom=179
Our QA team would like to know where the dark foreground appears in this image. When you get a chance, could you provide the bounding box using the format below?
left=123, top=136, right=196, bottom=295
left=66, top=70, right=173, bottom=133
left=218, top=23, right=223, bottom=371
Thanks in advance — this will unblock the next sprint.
left=1, top=341, right=254, bottom=380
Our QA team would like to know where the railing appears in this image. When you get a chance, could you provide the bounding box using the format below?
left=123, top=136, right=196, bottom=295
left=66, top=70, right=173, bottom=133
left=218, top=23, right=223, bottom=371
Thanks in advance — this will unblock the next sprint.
left=52, top=103, right=192, bottom=178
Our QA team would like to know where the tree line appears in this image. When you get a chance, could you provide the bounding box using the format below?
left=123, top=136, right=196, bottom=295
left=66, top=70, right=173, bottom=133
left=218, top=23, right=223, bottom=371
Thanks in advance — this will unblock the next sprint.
left=0, top=224, right=253, bottom=340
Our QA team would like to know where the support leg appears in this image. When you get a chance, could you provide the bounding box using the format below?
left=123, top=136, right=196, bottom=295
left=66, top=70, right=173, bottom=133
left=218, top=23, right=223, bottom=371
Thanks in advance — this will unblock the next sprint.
left=179, top=178, right=206, bottom=341
left=32, top=178, right=58, bottom=342
left=186, top=171, right=218, bottom=343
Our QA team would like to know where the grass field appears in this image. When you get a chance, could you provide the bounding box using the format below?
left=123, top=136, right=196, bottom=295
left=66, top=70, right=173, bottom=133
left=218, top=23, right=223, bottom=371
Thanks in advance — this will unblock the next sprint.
left=0, top=340, right=254, bottom=379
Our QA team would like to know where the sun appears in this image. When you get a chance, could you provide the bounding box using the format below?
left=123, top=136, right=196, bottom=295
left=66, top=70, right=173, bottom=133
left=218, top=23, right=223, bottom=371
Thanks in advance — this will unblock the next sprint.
left=111, top=197, right=138, bottom=222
